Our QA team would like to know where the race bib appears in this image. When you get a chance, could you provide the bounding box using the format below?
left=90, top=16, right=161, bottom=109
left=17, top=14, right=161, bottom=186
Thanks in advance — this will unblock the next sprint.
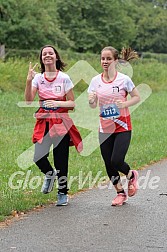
left=100, top=104, right=120, bottom=119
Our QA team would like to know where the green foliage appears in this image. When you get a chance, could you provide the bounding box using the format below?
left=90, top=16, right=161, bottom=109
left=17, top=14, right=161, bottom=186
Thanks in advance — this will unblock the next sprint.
left=57, top=0, right=136, bottom=53
left=0, top=58, right=30, bottom=92
left=135, top=6, right=167, bottom=52
left=0, top=0, right=71, bottom=49
left=132, top=60, right=167, bottom=92
left=0, top=52, right=167, bottom=93
left=0, top=0, right=167, bottom=53
left=143, top=52, right=167, bottom=63
left=125, top=0, right=167, bottom=53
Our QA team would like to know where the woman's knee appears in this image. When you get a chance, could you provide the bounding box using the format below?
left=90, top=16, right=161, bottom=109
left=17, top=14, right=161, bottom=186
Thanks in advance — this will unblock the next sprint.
left=33, top=153, right=49, bottom=164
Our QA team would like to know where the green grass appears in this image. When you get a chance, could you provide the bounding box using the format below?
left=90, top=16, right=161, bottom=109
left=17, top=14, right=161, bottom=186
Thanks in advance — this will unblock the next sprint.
left=0, top=56, right=166, bottom=93
left=132, top=60, right=167, bottom=92
left=0, top=54, right=167, bottom=221
left=128, top=91, right=167, bottom=167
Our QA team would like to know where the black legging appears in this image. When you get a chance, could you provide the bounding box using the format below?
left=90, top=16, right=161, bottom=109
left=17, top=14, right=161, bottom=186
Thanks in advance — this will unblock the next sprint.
left=99, top=131, right=131, bottom=185
left=33, top=122, right=70, bottom=194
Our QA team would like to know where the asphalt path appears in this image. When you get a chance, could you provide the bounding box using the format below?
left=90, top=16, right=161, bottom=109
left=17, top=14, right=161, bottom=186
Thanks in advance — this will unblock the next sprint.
left=0, top=160, right=167, bottom=252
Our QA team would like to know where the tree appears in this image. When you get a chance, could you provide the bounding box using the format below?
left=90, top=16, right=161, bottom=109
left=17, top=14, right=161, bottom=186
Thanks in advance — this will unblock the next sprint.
left=0, top=0, right=166, bottom=53
left=57, top=0, right=137, bottom=53
left=0, top=0, right=72, bottom=49
left=123, top=0, right=167, bottom=53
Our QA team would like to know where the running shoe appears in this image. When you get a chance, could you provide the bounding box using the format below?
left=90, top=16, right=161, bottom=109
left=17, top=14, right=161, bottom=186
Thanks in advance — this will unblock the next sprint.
left=128, top=170, right=139, bottom=197
left=111, top=192, right=127, bottom=206
left=41, top=170, right=57, bottom=194
left=56, top=193, right=68, bottom=206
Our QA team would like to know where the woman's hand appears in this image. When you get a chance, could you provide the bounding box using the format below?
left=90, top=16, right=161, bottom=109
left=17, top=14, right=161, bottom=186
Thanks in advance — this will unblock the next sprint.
left=27, top=62, right=38, bottom=81
left=115, top=100, right=127, bottom=109
left=88, top=92, right=97, bottom=104
left=115, top=88, right=140, bottom=109
left=43, top=100, right=58, bottom=108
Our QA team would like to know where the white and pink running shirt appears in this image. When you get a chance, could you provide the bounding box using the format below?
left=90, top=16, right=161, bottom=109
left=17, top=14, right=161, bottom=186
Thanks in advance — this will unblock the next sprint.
left=32, top=71, right=74, bottom=101
left=88, top=71, right=135, bottom=133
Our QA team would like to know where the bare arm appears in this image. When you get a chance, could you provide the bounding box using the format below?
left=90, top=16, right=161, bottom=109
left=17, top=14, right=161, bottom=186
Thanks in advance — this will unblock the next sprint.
left=115, top=87, right=140, bottom=108
left=25, top=82, right=37, bottom=104
left=24, top=62, right=38, bottom=104
left=43, top=89, right=75, bottom=108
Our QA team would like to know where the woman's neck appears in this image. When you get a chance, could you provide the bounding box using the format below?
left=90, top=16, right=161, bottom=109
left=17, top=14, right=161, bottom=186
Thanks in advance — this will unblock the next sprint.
left=44, top=66, right=58, bottom=79
left=103, top=69, right=117, bottom=82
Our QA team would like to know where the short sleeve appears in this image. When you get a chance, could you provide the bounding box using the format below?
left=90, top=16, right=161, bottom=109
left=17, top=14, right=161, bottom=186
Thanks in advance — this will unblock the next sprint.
left=63, top=76, right=74, bottom=93
left=124, top=76, right=135, bottom=93
left=87, top=78, right=96, bottom=93
left=32, top=74, right=40, bottom=89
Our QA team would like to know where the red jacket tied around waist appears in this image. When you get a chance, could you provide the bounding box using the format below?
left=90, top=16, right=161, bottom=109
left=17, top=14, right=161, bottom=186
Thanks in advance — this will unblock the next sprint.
left=32, top=107, right=83, bottom=153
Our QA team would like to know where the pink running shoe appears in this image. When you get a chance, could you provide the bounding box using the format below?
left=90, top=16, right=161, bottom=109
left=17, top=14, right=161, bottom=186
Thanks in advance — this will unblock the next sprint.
left=111, top=192, right=127, bottom=206
left=128, top=170, right=139, bottom=197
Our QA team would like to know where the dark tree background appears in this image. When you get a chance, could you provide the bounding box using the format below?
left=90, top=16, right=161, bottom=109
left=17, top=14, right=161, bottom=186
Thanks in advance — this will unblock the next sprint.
left=0, top=0, right=167, bottom=53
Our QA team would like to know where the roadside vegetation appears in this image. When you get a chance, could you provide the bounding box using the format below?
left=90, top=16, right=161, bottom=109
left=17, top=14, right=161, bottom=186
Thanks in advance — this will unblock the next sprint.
left=0, top=52, right=167, bottom=222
